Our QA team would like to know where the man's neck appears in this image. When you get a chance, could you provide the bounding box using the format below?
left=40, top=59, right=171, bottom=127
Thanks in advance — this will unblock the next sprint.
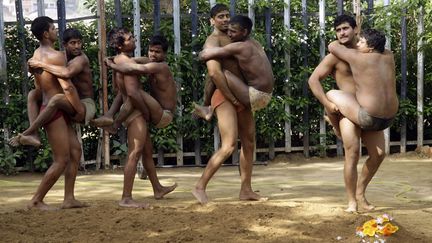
left=39, top=39, right=55, bottom=49
left=213, top=28, right=227, bottom=36
left=344, top=36, right=359, bottom=49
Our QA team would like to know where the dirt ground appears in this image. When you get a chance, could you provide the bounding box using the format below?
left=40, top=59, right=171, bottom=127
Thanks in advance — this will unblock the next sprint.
left=0, top=152, right=431, bottom=242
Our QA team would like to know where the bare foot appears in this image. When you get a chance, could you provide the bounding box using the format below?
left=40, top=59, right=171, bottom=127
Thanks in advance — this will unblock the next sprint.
left=119, top=198, right=150, bottom=209
left=344, top=201, right=358, bottom=213
left=192, top=103, right=213, bottom=121
left=192, top=188, right=209, bottom=204
left=9, top=134, right=41, bottom=147
left=27, top=201, right=58, bottom=211
left=239, top=191, right=268, bottom=201
left=90, top=116, right=114, bottom=127
left=154, top=183, right=178, bottom=200
left=357, top=196, right=375, bottom=211
left=61, top=199, right=89, bottom=209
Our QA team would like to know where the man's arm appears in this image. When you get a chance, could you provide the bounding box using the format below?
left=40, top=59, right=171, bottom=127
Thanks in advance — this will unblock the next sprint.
left=132, top=56, right=151, bottom=64
left=308, top=54, right=339, bottom=113
left=198, top=42, right=243, bottom=61
left=28, top=56, right=87, bottom=79
left=328, top=41, right=358, bottom=65
left=106, top=58, right=163, bottom=76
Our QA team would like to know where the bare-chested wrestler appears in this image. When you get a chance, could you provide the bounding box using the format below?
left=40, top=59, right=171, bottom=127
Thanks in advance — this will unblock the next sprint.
left=93, top=35, right=177, bottom=199
left=192, top=4, right=266, bottom=204
left=309, top=15, right=392, bottom=212
left=108, top=28, right=177, bottom=207
left=9, top=28, right=94, bottom=147
left=26, top=16, right=87, bottom=210
left=197, top=15, right=274, bottom=113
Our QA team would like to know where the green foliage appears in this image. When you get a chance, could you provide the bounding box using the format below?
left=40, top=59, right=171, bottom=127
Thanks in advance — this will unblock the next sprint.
left=0, top=147, right=22, bottom=175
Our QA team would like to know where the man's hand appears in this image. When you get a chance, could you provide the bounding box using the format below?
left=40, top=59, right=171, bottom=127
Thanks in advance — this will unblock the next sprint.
left=104, top=57, right=115, bottom=68
left=28, top=58, right=44, bottom=69
left=198, top=50, right=208, bottom=61
left=324, top=101, right=339, bottom=114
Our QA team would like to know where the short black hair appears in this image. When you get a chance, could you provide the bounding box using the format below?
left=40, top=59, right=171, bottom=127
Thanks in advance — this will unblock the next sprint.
left=108, top=27, right=130, bottom=53
left=31, top=16, right=54, bottom=41
left=333, top=14, right=356, bottom=29
left=149, top=35, right=169, bottom=52
left=229, top=15, right=253, bottom=35
left=360, top=29, right=386, bottom=53
left=63, top=28, right=82, bottom=43
left=210, top=3, right=229, bottom=18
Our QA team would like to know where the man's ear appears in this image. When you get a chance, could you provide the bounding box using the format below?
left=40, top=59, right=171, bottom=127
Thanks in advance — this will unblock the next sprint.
left=210, top=18, right=215, bottom=26
left=42, top=31, right=49, bottom=39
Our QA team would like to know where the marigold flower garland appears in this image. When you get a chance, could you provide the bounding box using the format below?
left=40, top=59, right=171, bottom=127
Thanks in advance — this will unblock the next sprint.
left=356, top=214, right=399, bottom=242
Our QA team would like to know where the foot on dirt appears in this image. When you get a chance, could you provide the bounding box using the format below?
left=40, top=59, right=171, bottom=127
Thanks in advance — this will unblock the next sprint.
left=357, top=196, right=375, bottom=211
left=192, top=103, right=213, bottom=121
left=9, top=134, right=41, bottom=147
left=61, top=199, right=89, bottom=209
left=27, top=201, right=58, bottom=211
left=344, top=201, right=358, bottom=213
left=192, top=188, right=209, bottom=204
left=90, top=116, right=114, bottom=127
left=154, top=183, right=178, bottom=200
left=119, top=198, right=150, bottom=209
left=239, top=191, right=268, bottom=201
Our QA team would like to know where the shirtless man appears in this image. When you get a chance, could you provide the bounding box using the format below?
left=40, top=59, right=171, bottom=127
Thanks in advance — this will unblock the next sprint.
left=94, top=35, right=177, bottom=199
left=192, top=4, right=266, bottom=204
left=27, top=16, right=86, bottom=210
left=9, top=28, right=94, bottom=147
left=309, top=15, right=395, bottom=212
left=198, top=15, right=274, bottom=112
left=108, top=28, right=176, bottom=207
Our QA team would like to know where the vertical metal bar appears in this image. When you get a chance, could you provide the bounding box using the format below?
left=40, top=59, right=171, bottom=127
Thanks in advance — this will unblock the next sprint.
left=153, top=0, right=160, bottom=34
left=173, top=0, right=183, bottom=166
left=191, top=0, right=202, bottom=165
left=264, top=6, right=274, bottom=159
left=96, top=0, right=109, bottom=169
left=209, top=0, right=216, bottom=8
left=400, top=1, right=407, bottom=153
left=337, top=0, right=344, bottom=15
left=318, top=0, right=326, bottom=157
left=230, top=0, right=235, bottom=16
left=57, top=0, right=66, bottom=49
left=1, top=0, right=10, bottom=151
left=417, top=5, right=424, bottom=148
left=284, top=0, right=291, bottom=153
left=301, top=0, right=309, bottom=157
left=133, top=0, right=141, bottom=57
left=15, top=0, right=28, bottom=95
left=248, top=0, right=255, bottom=26
left=37, top=0, right=45, bottom=16
left=383, top=0, right=391, bottom=154
left=114, top=0, right=122, bottom=27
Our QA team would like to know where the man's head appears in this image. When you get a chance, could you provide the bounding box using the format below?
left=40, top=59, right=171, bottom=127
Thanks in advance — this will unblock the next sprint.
left=210, top=4, right=230, bottom=32
left=31, top=16, right=56, bottom=41
left=148, top=35, right=168, bottom=62
left=228, top=15, right=253, bottom=42
left=63, top=28, right=83, bottom=57
left=357, top=29, right=386, bottom=53
left=108, top=28, right=135, bottom=53
left=333, top=14, right=357, bottom=45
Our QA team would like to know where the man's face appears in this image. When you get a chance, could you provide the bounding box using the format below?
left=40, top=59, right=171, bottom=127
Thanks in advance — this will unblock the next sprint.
left=119, top=32, right=136, bottom=52
left=148, top=44, right=166, bottom=62
left=64, top=38, right=82, bottom=57
left=211, top=10, right=230, bottom=32
left=227, top=23, right=247, bottom=42
left=335, top=22, right=356, bottom=45
left=356, top=37, right=370, bottom=53
left=46, top=23, right=58, bottom=42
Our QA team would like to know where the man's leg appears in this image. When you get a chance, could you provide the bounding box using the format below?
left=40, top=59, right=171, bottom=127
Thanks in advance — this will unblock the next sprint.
left=62, top=124, right=88, bottom=209
left=91, top=93, right=123, bottom=127
left=141, top=132, right=177, bottom=199
left=339, top=117, right=361, bottom=212
left=192, top=76, right=215, bottom=121
left=9, top=89, right=42, bottom=147
left=119, top=115, right=150, bottom=208
left=357, top=130, right=385, bottom=211
left=192, top=101, right=238, bottom=204
left=237, top=108, right=267, bottom=201
left=28, top=116, right=70, bottom=210
left=224, top=70, right=250, bottom=108
left=326, top=90, right=362, bottom=125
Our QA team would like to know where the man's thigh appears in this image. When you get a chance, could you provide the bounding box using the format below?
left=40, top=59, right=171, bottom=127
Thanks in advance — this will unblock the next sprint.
left=127, top=116, right=148, bottom=150
left=237, top=108, right=255, bottom=147
left=361, top=130, right=385, bottom=156
left=45, top=116, right=70, bottom=162
left=327, top=90, right=361, bottom=125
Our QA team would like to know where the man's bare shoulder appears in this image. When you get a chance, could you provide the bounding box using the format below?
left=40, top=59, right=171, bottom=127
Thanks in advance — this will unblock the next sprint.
left=69, top=53, right=90, bottom=66
left=204, top=34, right=221, bottom=48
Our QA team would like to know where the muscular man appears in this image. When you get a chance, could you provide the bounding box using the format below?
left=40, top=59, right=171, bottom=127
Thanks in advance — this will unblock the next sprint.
left=10, top=28, right=94, bottom=147
left=27, top=16, right=86, bottom=210
left=94, top=35, right=177, bottom=199
left=108, top=28, right=176, bottom=207
left=198, top=15, right=274, bottom=112
left=309, top=15, right=393, bottom=212
left=192, top=4, right=266, bottom=204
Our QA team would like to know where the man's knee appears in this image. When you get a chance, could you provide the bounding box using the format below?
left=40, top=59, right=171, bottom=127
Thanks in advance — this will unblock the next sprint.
left=47, top=94, right=66, bottom=108
left=220, top=143, right=236, bottom=157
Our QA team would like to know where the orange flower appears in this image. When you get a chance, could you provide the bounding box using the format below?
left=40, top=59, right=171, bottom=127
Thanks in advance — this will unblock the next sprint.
left=377, top=223, right=399, bottom=236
